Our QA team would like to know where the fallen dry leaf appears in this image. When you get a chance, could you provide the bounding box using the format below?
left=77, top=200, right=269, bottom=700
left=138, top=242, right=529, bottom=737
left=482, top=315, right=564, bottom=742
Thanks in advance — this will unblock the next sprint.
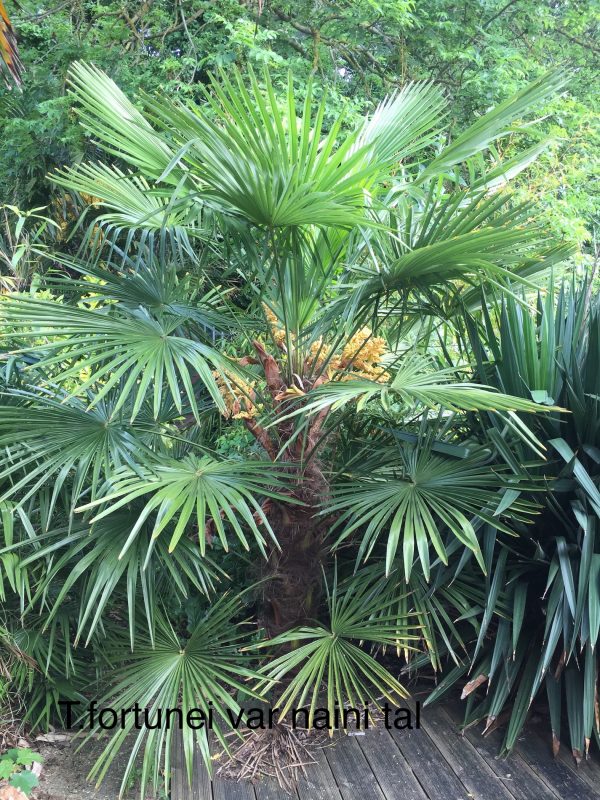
left=35, top=732, right=72, bottom=744
left=0, top=785, right=28, bottom=800
left=461, top=673, right=488, bottom=699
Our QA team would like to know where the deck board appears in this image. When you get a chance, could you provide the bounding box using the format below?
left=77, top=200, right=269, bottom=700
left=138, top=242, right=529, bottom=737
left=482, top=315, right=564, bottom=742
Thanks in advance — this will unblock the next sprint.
left=513, top=726, right=599, bottom=800
left=323, top=734, right=386, bottom=800
left=296, top=744, right=343, bottom=800
left=355, top=728, right=428, bottom=800
left=389, top=723, right=472, bottom=800
left=171, top=698, right=600, bottom=800
left=192, top=743, right=213, bottom=800
left=171, top=727, right=187, bottom=800
left=443, top=698, right=563, bottom=800
left=556, top=747, right=600, bottom=794
left=416, top=701, right=515, bottom=800
left=212, top=777, right=257, bottom=800
left=254, top=779, right=299, bottom=800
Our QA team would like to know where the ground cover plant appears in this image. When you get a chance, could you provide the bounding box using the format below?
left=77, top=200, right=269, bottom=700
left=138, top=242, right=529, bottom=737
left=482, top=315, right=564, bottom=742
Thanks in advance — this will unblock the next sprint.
left=0, top=20, right=598, bottom=800
left=0, top=747, right=42, bottom=796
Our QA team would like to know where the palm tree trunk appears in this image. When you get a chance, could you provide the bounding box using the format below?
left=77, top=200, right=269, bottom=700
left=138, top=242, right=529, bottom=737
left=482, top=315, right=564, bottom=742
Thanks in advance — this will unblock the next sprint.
left=261, top=503, right=324, bottom=635
left=242, top=340, right=333, bottom=635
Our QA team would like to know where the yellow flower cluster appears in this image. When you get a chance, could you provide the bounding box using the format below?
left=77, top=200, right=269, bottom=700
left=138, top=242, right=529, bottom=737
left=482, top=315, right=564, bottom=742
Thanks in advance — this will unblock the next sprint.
left=263, top=304, right=287, bottom=346
left=305, top=328, right=389, bottom=382
left=258, top=309, right=390, bottom=387
left=307, top=337, right=330, bottom=370
left=341, top=328, right=385, bottom=369
left=336, top=328, right=390, bottom=383
left=213, top=369, right=261, bottom=421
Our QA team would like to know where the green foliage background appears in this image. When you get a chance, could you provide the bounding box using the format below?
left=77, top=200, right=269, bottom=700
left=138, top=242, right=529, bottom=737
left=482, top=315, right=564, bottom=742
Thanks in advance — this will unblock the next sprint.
left=2, top=0, right=598, bottom=249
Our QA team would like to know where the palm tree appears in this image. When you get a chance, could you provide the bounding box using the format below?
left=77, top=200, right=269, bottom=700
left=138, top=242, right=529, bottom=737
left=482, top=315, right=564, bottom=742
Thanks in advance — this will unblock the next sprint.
left=0, top=63, right=574, bottom=793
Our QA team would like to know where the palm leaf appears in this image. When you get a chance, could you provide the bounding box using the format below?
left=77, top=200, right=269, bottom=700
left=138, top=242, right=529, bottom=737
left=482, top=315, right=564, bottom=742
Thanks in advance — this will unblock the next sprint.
left=420, top=70, right=568, bottom=181
left=83, top=597, right=263, bottom=795
left=0, top=294, right=243, bottom=420
left=253, top=569, right=416, bottom=728
left=276, top=355, right=560, bottom=429
left=0, top=391, right=156, bottom=515
left=15, top=513, right=222, bottom=648
left=52, top=162, right=203, bottom=258
left=355, top=80, right=447, bottom=167
left=77, top=454, right=296, bottom=557
left=324, top=443, right=536, bottom=578
left=67, top=61, right=178, bottom=178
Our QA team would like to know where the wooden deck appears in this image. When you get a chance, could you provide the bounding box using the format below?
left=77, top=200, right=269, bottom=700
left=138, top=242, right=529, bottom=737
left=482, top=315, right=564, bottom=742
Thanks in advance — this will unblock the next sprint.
left=172, top=697, right=600, bottom=800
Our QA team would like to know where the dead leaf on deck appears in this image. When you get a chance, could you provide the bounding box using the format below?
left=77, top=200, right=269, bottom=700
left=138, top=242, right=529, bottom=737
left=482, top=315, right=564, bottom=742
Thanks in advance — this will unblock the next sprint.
left=461, top=673, right=488, bottom=699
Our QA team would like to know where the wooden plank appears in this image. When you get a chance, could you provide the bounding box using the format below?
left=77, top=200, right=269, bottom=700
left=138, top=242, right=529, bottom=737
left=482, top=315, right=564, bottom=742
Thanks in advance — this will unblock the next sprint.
left=419, top=702, right=515, bottom=800
left=212, top=777, right=258, bottom=800
left=389, top=718, right=474, bottom=799
left=254, top=778, right=299, bottom=800
left=171, top=726, right=187, bottom=800
left=556, top=747, right=600, bottom=796
left=296, top=744, right=344, bottom=800
left=171, top=692, right=600, bottom=800
left=526, top=715, right=600, bottom=794
left=355, top=729, right=428, bottom=800
left=170, top=728, right=213, bottom=800
left=442, top=699, right=560, bottom=800
left=193, top=747, right=214, bottom=800
left=514, top=726, right=600, bottom=800
left=324, top=734, right=386, bottom=800
left=443, top=697, right=600, bottom=800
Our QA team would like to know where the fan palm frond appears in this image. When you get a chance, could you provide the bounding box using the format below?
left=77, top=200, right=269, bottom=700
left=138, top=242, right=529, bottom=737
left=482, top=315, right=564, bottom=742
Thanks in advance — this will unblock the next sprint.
left=0, top=391, right=156, bottom=515
left=420, top=70, right=568, bottom=181
left=325, top=441, right=537, bottom=578
left=0, top=294, right=243, bottom=420
left=254, top=569, right=417, bottom=728
left=84, top=596, right=263, bottom=796
left=77, top=454, right=296, bottom=557
left=15, top=512, right=223, bottom=648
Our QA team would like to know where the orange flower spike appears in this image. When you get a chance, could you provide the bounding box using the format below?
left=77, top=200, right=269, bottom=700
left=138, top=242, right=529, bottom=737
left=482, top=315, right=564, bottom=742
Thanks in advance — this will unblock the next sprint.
left=0, top=1, right=24, bottom=87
